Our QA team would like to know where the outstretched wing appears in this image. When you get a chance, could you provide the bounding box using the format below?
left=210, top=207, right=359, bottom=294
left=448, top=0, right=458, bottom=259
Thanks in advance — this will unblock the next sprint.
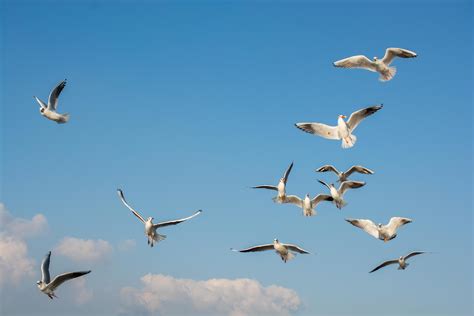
left=317, top=179, right=332, bottom=190
left=311, top=194, right=333, bottom=205
left=315, top=165, right=340, bottom=175
left=252, top=185, right=278, bottom=191
left=231, top=244, right=274, bottom=253
left=48, top=79, right=67, bottom=111
left=48, top=270, right=91, bottom=290
left=382, top=48, right=417, bottom=65
left=282, top=162, right=294, bottom=184
left=295, top=123, right=340, bottom=140
left=345, top=218, right=379, bottom=239
left=404, top=251, right=426, bottom=261
left=333, top=55, right=377, bottom=72
left=385, top=217, right=412, bottom=236
left=41, top=251, right=51, bottom=284
left=339, top=181, right=365, bottom=194
left=284, top=195, right=303, bottom=208
left=155, top=210, right=202, bottom=228
left=346, top=105, right=383, bottom=132
left=369, top=260, right=399, bottom=273
left=344, top=165, right=374, bottom=177
left=117, top=189, right=146, bottom=223
left=284, top=244, right=310, bottom=254
left=34, top=96, right=48, bottom=109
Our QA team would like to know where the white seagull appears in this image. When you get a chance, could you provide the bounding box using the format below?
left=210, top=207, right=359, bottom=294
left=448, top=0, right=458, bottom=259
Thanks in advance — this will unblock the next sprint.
left=285, top=193, right=333, bottom=216
left=117, top=189, right=202, bottom=247
left=34, top=79, right=70, bottom=123
left=316, top=165, right=374, bottom=183
left=317, top=179, right=365, bottom=209
left=370, top=251, right=426, bottom=273
left=333, top=47, right=417, bottom=81
left=295, top=105, right=383, bottom=148
left=252, top=162, right=294, bottom=203
left=345, top=217, right=413, bottom=242
left=231, top=238, right=310, bottom=263
left=37, top=251, right=91, bottom=299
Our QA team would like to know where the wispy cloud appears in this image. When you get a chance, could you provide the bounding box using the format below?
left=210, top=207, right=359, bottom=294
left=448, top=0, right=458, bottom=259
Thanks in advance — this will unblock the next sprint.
left=56, top=237, right=113, bottom=263
left=117, top=239, right=136, bottom=252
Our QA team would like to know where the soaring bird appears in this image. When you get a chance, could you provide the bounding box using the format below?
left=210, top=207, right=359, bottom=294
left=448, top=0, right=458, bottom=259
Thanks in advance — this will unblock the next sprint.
left=317, top=179, right=365, bottom=209
left=285, top=193, right=333, bottom=216
left=295, top=105, right=382, bottom=148
left=34, top=79, right=70, bottom=123
left=370, top=251, right=426, bottom=273
left=252, top=162, right=294, bottom=203
left=345, top=217, right=412, bottom=242
left=333, top=48, right=417, bottom=81
left=231, top=238, right=310, bottom=263
left=316, top=165, right=374, bottom=183
left=36, top=251, right=91, bottom=299
left=117, top=189, right=202, bottom=247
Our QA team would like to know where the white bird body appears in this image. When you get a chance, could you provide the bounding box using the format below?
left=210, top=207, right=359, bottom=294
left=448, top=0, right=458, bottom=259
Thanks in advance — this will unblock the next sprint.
left=34, top=80, right=70, bottom=124
left=277, top=180, right=286, bottom=201
left=285, top=193, right=333, bottom=216
left=318, top=180, right=365, bottom=209
left=346, top=217, right=413, bottom=242
left=231, top=239, right=310, bottom=263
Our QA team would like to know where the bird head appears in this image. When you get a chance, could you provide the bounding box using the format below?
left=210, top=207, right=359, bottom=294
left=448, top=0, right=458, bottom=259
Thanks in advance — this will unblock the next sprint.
left=273, top=238, right=279, bottom=244
left=39, top=107, right=46, bottom=115
left=399, top=256, right=403, bottom=260
left=338, top=115, right=347, bottom=119
left=373, top=56, right=378, bottom=61
left=306, top=193, right=310, bottom=198
left=377, top=223, right=382, bottom=228
left=147, top=217, right=154, bottom=222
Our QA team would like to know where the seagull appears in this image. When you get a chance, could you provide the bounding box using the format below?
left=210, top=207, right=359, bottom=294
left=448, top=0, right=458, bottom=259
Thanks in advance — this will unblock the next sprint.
left=345, top=217, right=412, bottom=242
left=333, top=48, right=417, bottom=81
left=36, top=251, right=91, bottom=299
left=34, top=79, right=70, bottom=123
left=285, top=193, right=333, bottom=216
left=317, top=179, right=365, bottom=209
left=295, top=105, right=383, bottom=148
left=316, top=165, right=374, bottom=183
left=231, top=238, right=310, bottom=263
left=117, top=189, right=202, bottom=247
left=370, top=251, right=426, bottom=273
left=252, top=162, right=294, bottom=203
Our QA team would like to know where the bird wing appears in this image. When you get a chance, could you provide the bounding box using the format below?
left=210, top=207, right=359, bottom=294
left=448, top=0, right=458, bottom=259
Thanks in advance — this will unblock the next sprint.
left=284, top=244, right=310, bottom=254
left=282, top=162, right=294, bottom=184
left=317, top=179, right=331, bottom=190
left=385, top=217, right=412, bottom=236
left=346, top=105, right=383, bottom=132
left=345, top=218, right=379, bottom=239
left=315, top=165, right=340, bottom=175
left=48, top=270, right=91, bottom=290
left=252, top=185, right=278, bottom=191
left=381, top=47, right=417, bottom=65
left=231, top=244, right=274, bottom=253
left=404, top=251, right=426, bottom=261
left=34, top=96, right=48, bottom=109
left=155, top=210, right=202, bottom=228
left=47, top=79, right=67, bottom=111
left=339, top=181, right=365, bottom=194
left=311, top=194, right=333, bottom=205
left=344, top=165, right=374, bottom=177
left=295, top=123, right=340, bottom=140
left=333, top=55, right=377, bottom=72
left=41, top=251, right=51, bottom=284
left=369, top=260, right=399, bottom=273
left=284, top=195, right=303, bottom=208
left=117, top=189, right=146, bottom=223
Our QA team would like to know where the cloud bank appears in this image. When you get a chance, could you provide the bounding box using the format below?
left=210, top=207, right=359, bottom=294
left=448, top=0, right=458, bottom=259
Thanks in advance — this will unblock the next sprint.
left=56, top=237, right=113, bottom=263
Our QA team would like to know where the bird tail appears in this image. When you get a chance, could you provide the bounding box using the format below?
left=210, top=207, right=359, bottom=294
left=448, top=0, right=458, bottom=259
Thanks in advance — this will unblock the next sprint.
left=153, top=234, right=166, bottom=242
left=304, top=208, right=316, bottom=217
left=379, top=66, right=397, bottom=82
left=341, top=134, right=357, bottom=149
left=272, top=196, right=284, bottom=204
left=283, top=252, right=295, bottom=263
left=58, top=113, right=70, bottom=124
left=335, top=199, right=347, bottom=209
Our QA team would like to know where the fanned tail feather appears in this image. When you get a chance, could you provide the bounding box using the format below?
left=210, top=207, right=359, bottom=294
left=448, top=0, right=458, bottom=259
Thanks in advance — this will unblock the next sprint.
left=379, top=66, right=397, bottom=82
left=341, top=134, right=357, bottom=149
left=304, top=208, right=316, bottom=217
left=282, top=252, right=295, bottom=263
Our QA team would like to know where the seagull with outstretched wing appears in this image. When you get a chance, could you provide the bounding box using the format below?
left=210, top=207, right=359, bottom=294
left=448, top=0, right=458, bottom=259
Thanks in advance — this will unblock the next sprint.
left=252, top=162, right=294, bottom=203
left=285, top=193, right=333, bottom=216
left=345, top=217, right=412, bottom=242
left=370, top=251, right=427, bottom=273
left=318, top=179, right=365, bottom=209
left=231, top=238, right=310, bottom=263
left=316, top=164, right=374, bottom=182
left=34, top=79, right=70, bottom=123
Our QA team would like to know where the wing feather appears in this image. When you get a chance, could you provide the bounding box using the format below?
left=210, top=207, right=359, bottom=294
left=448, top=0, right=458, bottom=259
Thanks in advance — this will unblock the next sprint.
left=48, top=79, right=67, bottom=111
left=311, top=194, right=333, bottom=205
left=346, top=105, right=383, bottom=132
left=315, top=165, right=340, bottom=175
left=346, top=218, right=379, bottom=239
left=282, top=162, right=294, bottom=184
left=385, top=217, right=412, bottom=236
left=404, top=251, right=426, bottom=260
left=48, top=271, right=91, bottom=290
left=339, top=181, right=365, bottom=194
left=117, top=189, right=146, bottom=223
left=369, top=260, right=399, bottom=273
left=232, top=244, right=274, bottom=253
left=284, top=195, right=303, bottom=208
left=155, top=210, right=202, bottom=228
left=252, top=185, right=278, bottom=191
left=284, top=244, right=310, bottom=254
left=344, top=165, right=374, bottom=177
left=295, top=123, right=340, bottom=140
left=333, top=55, right=377, bottom=72
left=382, top=48, right=417, bottom=65
left=41, top=251, right=51, bottom=284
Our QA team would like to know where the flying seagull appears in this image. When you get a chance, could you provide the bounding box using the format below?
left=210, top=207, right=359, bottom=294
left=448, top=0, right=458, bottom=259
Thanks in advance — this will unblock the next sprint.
left=34, top=79, right=70, bottom=123
left=252, top=162, right=294, bottom=203
left=318, top=179, right=365, bottom=209
left=295, top=105, right=382, bottom=148
left=117, top=189, right=202, bottom=247
left=316, top=165, right=374, bottom=183
left=345, top=217, right=412, bottom=242
left=333, top=48, right=417, bottom=81
left=285, top=193, right=333, bottom=216
left=36, top=251, right=91, bottom=299
left=370, top=251, right=426, bottom=273
left=231, top=238, right=310, bottom=263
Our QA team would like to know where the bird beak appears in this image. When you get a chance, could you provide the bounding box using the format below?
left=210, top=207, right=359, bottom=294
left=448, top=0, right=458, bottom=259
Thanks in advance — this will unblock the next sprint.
left=342, top=115, right=347, bottom=119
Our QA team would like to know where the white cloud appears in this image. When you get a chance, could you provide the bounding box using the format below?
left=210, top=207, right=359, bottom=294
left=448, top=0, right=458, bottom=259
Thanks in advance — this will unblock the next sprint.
left=120, top=274, right=301, bottom=316
left=56, top=237, right=113, bottom=263
left=71, top=277, right=93, bottom=304
left=117, top=239, right=136, bottom=252
left=0, top=203, right=48, bottom=238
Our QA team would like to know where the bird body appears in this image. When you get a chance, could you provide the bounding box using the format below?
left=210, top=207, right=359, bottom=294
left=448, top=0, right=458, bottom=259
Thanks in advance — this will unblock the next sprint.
left=34, top=79, right=70, bottom=123
left=285, top=193, right=333, bottom=216
left=346, top=217, right=412, bottom=242
left=316, top=165, right=374, bottom=183
left=231, top=239, right=310, bottom=263
left=318, top=180, right=365, bottom=209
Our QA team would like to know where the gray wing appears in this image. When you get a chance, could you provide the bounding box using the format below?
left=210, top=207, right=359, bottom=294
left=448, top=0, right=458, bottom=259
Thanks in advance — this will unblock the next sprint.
left=34, top=96, right=48, bottom=109
left=284, top=244, right=310, bottom=254
left=369, top=260, right=399, bottom=273
left=333, top=55, right=377, bottom=72
left=231, top=244, right=274, bottom=253
left=155, top=210, right=202, bottom=228
left=344, top=165, right=374, bottom=177
left=311, top=194, right=333, bottom=205
left=117, top=189, right=146, bottom=223
left=385, top=217, right=412, bottom=236
left=315, top=165, right=340, bottom=175
left=317, top=179, right=332, bottom=190
left=48, top=270, right=91, bottom=290
left=404, top=251, right=426, bottom=261
left=295, top=123, right=340, bottom=140
left=284, top=195, right=303, bottom=208
left=252, top=185, right=278, bottom=191
left=41, top=251, right=51, bottom=284
left=339, top=181, right=365, bottom=194
left=346, top=105, right=383, bottom=132
left=345, top=218, right=379, bottom=239
left=282, top=162, right=294, bottom=184
left=382, top=48, right=417, bottom=65
left=47, top=79, right=67, bottom=111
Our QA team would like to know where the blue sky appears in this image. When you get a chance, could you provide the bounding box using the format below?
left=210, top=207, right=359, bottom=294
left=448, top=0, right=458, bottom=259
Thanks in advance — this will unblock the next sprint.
left=1, top=1, right=472, bottom=315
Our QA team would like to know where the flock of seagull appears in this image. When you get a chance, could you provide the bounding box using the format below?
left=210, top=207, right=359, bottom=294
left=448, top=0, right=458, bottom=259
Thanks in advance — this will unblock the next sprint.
left=33, top=47, right=425, bottom=301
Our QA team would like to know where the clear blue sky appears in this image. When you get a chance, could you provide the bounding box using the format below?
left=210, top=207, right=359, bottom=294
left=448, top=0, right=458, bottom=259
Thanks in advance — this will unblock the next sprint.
left=1, top=1, right=472, bottom=315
